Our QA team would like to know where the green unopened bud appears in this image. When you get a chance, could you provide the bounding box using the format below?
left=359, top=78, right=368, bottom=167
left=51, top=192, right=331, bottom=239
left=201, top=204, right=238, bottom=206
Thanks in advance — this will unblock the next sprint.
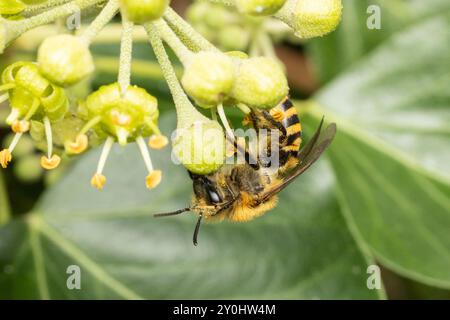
left=37, top=34, right=94, bottom=87
left=285, top=0, right=343, bottom=39
left=0, top=0, right=26, bottom=15
left=182, top=52, right=235, bottom=108
left=232, top=57, right=288, bottom=109
left=173, top=120, right=225, bottom=175
left=186, top=1, right=211, bottom=25
left=204, top=5, right=236, bottom=29
left=14, top=155, right=43, bottom=183
left=218, top=26, right=250, bottom=51
left=120, top=0, right=170, bottom=24
left=236, top=0, right=287, bottom=16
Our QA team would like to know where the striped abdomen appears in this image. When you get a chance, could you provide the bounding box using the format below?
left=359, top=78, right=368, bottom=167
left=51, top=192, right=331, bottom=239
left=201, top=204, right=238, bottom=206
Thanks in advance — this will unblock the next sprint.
left=269, top=98, right=302, bottom=157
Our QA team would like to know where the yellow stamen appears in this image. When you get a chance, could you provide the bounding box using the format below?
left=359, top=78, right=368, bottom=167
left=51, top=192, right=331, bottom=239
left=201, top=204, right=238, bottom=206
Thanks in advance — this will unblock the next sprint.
left=40, top=155, right=61, bottom=170
left=0, top=149, right=12, bottom=168
left=146, top=170, right=162, bottom=189
left=65, top=134, right=89, bottom=155
left=11, top=120, right=30, bottom=133
left=92, top=137, right=114, bottom=189
left=91, top=173, right=107, bottom=190
left=148, top=134, right=168, bottom=150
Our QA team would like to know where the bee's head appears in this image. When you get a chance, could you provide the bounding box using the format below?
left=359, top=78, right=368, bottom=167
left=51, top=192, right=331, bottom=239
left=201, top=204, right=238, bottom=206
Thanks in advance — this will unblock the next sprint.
left=189, top=171, right=225, bottom=208
left=154, top=169, right=236, bottom=246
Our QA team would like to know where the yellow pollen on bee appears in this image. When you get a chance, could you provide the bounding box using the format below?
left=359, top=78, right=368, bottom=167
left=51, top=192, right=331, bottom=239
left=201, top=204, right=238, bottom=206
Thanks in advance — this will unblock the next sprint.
left=146, top=170, right=162, bottom=189
left=0, top=149, right=12, bottom=169
left=91, top=173, right=107, bottom=190
left=65, top=134, right=89, bottom=155
left=11, top=120, right=30, bottom=133
left=40, top=155, right=61, bottom=170
left=269, top=107, right=285, bottom=121
left=148, top=134, right=169, bottom=150
left=110, top=110, right=131, bottom=126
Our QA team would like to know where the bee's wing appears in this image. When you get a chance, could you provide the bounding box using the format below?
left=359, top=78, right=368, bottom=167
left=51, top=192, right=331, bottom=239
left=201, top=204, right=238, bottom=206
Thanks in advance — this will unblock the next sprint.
left=259, top=120, right=337, bottom=203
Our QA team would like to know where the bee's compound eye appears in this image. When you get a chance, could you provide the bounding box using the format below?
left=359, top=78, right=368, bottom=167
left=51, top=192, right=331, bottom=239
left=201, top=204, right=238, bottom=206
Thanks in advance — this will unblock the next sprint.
left=208, top=189, right=221, bottom=204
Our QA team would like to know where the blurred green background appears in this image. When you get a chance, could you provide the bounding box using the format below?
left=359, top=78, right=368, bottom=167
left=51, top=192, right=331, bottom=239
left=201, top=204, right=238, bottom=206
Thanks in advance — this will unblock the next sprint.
left=0, top=0, right=449, bottom=299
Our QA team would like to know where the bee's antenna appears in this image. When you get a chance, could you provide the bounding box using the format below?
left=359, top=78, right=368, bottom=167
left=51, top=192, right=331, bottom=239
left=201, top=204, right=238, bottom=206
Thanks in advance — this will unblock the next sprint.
left=153, top=207, right=191, bottom=217
left=193, top=215, right=203, bottom=246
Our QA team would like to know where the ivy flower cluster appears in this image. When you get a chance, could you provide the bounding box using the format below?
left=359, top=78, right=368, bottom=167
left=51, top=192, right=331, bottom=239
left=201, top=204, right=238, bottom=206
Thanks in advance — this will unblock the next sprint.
left=0, top=0, right=342, bottom=190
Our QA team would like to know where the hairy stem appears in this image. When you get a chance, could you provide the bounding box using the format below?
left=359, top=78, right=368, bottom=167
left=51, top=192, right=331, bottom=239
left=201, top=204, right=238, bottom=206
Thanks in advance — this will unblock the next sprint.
left=152, top=19, right=193, bottom=65
left=4, top=0, right=105, bottom=49
left=145, top=23, right=207, bottom=127
left=118, top=16, right=134, bottom=94
left=164, top=7, right=218, bottom=53
left=23, top=0, right=74, bottom=16
left=79, top=0, right=120, bottom=45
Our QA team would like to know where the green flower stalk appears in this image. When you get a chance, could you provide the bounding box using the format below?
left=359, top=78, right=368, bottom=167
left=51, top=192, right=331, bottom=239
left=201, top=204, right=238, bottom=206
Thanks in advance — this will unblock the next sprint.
left=146, top=23, right=226, bottom=175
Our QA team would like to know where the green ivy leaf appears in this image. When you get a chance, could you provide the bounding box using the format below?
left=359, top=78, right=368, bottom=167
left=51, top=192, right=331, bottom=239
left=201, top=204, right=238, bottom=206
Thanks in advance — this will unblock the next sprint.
left=307, top=0, right=450, bottom=83
left=310, top=11, right=450, bottom=287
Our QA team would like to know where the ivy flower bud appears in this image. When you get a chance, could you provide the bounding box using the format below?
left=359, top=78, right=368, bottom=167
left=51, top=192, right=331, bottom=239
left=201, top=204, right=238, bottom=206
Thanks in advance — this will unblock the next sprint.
left=181, top=52, right=235, bottom=108
left=120, top=0, right=170, bottom=24
left=285, top=0, right=343, bottom=39
left=218, top=26, right=250, bottom=51
left=173, top=120, right=225, bottom=175
left=80, top=83, right=166, bottom=190
left=82, top=83, right=159, bottom=145
left=37, top=34, right=95, bottom=87
left=231, top=57, right=288, bottom=109
left=236, top=0, right=287, bottom=16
